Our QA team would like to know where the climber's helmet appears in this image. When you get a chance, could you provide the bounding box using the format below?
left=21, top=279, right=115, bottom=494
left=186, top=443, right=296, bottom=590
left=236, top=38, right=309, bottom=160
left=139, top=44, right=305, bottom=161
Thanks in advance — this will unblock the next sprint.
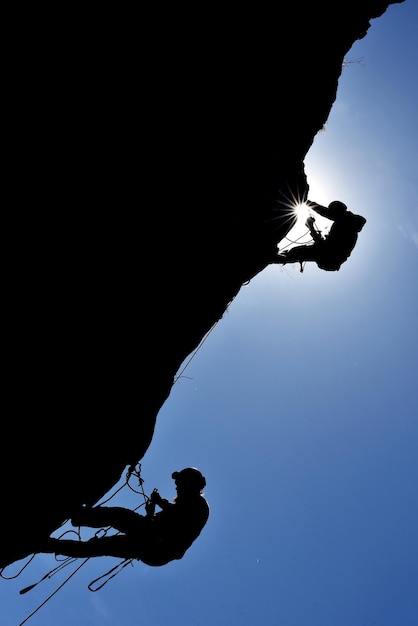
left=172, top=467, right=206, bottom=492
left=328, top=200, right=348, bottom=216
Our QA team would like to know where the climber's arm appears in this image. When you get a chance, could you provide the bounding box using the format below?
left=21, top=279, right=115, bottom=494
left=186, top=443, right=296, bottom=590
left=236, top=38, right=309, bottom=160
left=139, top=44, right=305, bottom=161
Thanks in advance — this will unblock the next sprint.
left=305, top=200, right=331, bottom=220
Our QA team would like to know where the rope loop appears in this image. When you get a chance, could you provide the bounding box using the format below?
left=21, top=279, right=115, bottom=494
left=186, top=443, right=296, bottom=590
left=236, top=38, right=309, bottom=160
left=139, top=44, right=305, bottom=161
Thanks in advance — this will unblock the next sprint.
left=88, top=559, right=134, bottom=592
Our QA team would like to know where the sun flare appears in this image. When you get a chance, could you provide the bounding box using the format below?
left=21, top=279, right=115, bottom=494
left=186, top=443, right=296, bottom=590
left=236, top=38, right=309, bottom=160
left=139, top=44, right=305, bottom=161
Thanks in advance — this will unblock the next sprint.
left=279, top=202, right=315, bottom=249
left=293, top=202, right=311, bottom=223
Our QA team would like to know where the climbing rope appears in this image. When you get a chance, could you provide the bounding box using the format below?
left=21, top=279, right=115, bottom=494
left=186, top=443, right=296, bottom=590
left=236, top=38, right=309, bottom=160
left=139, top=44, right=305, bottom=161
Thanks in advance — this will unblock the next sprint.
left=97, top=462, right=150, bottom=508
left=172, top=320, right=220, bottom=386
left=14, top=462, right=151, bottom=623
left=280, top=228, right=313, bottom=251
left=0, top=514, right=73, bottom=582
left=18, top=558, right=90, bottom=626
left=0, top=555, right=36, bottom=581
left=85, top=462, right=150, bottom=592
left=19, top=556, right=80, bottom=595
left=88, top=558, right=135, bottom=592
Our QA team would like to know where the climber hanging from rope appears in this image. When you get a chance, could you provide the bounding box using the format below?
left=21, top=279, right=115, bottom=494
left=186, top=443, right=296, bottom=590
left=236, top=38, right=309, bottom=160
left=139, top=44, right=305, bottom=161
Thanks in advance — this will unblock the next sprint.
left=270, top=200, right=367, bottom=272
left=36, top=468, right=209, bottom=567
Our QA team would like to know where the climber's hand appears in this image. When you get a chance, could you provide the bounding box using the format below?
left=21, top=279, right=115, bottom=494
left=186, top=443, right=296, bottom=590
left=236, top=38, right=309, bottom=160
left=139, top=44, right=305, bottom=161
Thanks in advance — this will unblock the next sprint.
left=151, top=489, right=162, bottom=505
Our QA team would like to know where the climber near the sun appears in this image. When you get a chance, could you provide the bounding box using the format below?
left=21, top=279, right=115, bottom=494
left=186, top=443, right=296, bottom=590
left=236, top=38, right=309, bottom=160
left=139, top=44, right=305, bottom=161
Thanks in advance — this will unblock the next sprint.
left=38, top=467, right=209, bottom=566
left=271, top=199, right=367, bottom=272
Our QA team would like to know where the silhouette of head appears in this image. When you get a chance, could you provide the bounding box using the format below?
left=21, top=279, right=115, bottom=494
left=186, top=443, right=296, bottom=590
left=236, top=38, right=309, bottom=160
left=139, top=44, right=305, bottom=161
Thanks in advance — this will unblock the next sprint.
left=328, top=201, right=347, bottom=215
left=172, top=467, right=206, bottom=493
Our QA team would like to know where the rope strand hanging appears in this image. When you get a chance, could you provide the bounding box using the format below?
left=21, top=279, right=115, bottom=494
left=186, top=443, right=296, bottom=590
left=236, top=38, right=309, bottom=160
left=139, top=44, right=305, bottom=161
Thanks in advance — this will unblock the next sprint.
left=18, top=558, right=90, bottom=626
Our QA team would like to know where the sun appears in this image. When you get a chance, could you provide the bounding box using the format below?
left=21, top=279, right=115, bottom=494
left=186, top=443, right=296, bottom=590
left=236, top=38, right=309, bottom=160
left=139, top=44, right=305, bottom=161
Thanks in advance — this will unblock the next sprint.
left=293, top=202, right=311, bottom=223
left=278, top=201, right=315, bottom=249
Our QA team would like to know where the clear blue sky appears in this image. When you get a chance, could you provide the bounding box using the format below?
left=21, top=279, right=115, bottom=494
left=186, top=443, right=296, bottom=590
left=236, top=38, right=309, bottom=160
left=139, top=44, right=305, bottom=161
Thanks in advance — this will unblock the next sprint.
left=3, top=3, right=417, bottom=625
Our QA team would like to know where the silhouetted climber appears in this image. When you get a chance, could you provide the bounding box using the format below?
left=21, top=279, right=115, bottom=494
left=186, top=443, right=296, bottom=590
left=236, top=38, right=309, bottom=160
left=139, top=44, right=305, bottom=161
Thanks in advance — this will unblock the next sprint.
left=38, top=468, right=209, bottom=566
left=271, top=200, right=367, bottom=272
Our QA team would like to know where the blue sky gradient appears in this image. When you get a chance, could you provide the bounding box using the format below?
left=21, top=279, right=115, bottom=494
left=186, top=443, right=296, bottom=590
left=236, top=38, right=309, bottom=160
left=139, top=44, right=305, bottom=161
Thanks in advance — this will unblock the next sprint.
left=2, top=3, right=417, bottom=625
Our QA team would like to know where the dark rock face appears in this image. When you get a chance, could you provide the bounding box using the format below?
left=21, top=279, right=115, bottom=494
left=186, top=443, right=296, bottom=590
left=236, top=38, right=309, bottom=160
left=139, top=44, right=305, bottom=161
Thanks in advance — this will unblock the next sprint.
left=1, top=1, right=404, bottom=569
